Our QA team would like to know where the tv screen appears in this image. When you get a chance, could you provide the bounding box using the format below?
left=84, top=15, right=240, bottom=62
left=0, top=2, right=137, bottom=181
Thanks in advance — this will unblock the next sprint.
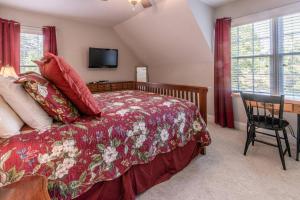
left=89, top=48, right=118, bottom=68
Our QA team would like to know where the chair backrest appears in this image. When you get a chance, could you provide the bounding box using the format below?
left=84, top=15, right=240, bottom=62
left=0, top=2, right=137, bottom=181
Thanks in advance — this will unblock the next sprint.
left=240, top=92, right=285, bottom=128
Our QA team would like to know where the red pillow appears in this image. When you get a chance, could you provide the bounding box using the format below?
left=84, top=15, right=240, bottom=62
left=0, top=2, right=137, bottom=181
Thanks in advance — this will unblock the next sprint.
left=16, top=72, right=80, bottom=123
left=36, top=53, right=101, bottom=116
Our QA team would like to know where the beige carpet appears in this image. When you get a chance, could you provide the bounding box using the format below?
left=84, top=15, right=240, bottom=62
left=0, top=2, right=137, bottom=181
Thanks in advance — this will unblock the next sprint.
left=138, top=123, right=300, bottom=200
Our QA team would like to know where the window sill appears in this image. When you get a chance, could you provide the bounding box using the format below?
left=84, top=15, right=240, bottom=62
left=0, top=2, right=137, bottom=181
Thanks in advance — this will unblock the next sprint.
left=232, top=92, right=300, bottom=104
left=232, top=92, right=240, bottom=97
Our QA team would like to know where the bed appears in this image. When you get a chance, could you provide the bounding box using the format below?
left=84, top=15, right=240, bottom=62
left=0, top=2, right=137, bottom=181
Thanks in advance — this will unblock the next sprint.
left=0, top=82, right=211, bottom=200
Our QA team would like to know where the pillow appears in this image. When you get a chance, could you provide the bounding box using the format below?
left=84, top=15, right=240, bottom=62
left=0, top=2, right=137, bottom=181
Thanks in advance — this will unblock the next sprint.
left=0, top=76, right=53, bottom=130
left=16, top=72, right=80, bottom=123
left=35, top=53, right=101, bottom=116
left=0, top=96, right=24, bottom=138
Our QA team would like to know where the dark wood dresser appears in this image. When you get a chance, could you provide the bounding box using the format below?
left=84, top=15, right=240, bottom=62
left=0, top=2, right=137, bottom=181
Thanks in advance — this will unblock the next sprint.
left=87, top=81, right=136, bottom=93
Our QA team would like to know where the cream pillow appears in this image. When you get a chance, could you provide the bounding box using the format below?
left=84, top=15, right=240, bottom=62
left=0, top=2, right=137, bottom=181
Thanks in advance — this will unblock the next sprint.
left=0, top=96, right=24, bottom=138
left=0, top=76, right=52, bottom=130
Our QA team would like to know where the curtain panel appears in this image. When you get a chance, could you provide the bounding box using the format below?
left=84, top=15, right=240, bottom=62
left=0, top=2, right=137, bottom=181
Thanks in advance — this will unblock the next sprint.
left=43, top=26, right=57, bottom=55
left=214, top=18, right=235, bottom=128
left=0, top=18, right=20, bottom=74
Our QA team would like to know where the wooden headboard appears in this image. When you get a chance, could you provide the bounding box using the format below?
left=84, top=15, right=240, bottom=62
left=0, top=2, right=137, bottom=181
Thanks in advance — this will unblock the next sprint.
left=87, top=81, right=208, bottom=123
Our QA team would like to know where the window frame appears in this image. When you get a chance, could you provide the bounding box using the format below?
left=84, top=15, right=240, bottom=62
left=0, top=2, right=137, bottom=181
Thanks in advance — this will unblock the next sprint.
left=231, top=13, right=300, bottom=99
left=20, top=26, right=43, bottom=74
left=231, top=19, right=273, bottom=95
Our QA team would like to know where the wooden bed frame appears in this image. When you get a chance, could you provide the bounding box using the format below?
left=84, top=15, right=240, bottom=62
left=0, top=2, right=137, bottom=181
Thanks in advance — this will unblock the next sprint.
left=87, top=81, right=208, bottom=123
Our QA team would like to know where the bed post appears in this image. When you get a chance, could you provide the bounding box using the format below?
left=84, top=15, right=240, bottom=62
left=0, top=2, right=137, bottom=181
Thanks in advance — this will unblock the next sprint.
left=199, top=88, right=208, bottom=124
left=200, top=147, right=206, bottom=155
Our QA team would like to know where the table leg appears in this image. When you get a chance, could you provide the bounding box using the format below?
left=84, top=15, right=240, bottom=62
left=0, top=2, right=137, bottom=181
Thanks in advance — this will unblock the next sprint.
left=297, top=114, right=300, bottom=161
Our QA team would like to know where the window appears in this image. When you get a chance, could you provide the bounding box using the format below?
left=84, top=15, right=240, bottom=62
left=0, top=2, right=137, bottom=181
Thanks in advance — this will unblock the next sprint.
left=278, top=13, right=300, bottom=98
left=231, top=20, right=272, bottom=94
left=231, top=12, right=300, bottom=98
left=20, top=29, right=43, bottom=74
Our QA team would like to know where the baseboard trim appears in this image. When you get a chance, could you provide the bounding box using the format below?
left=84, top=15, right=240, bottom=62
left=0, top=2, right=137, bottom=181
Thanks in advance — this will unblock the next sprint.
left=207, top=114, right=247, bottom=131
left=234, top=121, right=247, bottom=131
left=207, top=114, right=214, bottom=123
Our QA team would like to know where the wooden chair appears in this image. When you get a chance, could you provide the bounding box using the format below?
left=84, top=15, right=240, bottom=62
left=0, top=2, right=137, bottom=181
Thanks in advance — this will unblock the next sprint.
left=240, top=92, right=291, bottom=170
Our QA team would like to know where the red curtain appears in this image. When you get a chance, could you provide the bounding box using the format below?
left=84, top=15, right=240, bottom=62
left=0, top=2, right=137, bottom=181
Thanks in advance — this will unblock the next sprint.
left=214, top=18, right=234, bottom=128
left=42, top=26, right=57, bottom=55
left=0, top=18, right=20, bottom=74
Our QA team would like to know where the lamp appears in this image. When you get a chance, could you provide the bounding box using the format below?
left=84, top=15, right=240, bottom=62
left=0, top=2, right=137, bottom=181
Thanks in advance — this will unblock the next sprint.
left=128, top=0, right=141, bottom=10
left=0, top=65, right=18, bottom=78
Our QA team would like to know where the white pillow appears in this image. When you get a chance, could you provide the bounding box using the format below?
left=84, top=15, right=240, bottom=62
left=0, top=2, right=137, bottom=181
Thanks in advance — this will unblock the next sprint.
left=0, top=76, right=53, bottom=130
left=0, top=96, right=24, bottom=138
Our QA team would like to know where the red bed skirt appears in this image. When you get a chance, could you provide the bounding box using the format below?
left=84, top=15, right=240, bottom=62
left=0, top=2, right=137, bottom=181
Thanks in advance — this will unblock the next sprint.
left=76, top=141, right=204, bottom=200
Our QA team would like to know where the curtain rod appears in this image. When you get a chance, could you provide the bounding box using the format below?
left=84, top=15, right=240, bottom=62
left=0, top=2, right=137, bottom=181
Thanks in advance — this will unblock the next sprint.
left=231, top=1, right=300, bottom=20
left=0, top=19, right=20, bottom=24
left=21, top=25, right=43, bottom=29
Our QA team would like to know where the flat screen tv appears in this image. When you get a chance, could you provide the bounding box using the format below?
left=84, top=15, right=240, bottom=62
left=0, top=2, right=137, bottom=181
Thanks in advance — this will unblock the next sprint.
left=89, top=48, right=118, bottom=68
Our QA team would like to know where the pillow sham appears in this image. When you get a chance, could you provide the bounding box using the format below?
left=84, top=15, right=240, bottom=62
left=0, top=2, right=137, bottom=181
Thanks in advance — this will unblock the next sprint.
left=35, top=53, right=101, bottom=116
left=16, top=72, right=80, bottom=123
left=0, top=96, right=24, bottom=138
left=0, top=76, right=53, bottom=130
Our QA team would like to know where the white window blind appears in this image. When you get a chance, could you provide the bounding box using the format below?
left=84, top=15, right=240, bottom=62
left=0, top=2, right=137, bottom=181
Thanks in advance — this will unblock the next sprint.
left=278, top=13, right=300, bottom=98
left=231, top=20, right=272, bottom=94
left=20, top=32, right=43, bottom=74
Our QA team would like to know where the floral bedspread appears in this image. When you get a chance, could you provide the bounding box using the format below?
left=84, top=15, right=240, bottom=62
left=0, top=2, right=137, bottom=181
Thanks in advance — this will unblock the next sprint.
left=0, top=90, right=211, bottom=199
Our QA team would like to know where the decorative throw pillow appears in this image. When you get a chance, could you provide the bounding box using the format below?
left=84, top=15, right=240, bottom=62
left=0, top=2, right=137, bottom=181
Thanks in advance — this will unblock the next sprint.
left=16, top=72, right=80, bottom=123
left=0, top=96, right=24, bottom=138
left=35, top=53, right=101, bottom=116
left=0, top=76, right=53, bottom=130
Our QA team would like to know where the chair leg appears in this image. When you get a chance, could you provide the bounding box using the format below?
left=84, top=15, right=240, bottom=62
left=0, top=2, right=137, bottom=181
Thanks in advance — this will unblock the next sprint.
left=297, top=138, right=300, bottom=161
left=252, top=130, right=256, bottom=146
left=243, top=131, right=250, bottom=156
left=246, top=122, right=255, bottom=146
left=297, top=115, right=300, bottom=161
left=283, top=128, right=291, bottom=157
left=244, top=125, right=253, bottom=156
left=275, top=130, right=286, bottom=170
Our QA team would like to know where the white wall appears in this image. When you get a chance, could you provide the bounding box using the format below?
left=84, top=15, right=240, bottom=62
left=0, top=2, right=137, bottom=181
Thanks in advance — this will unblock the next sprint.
left=215, top=0, right=300, bottom=131
left=114, top=0, right=215, bottom=115
left=216, top=0, right=300, bottom=19
left=0, top=6, right=141, bottom=83
left=188, top=0, right=215, bottom=51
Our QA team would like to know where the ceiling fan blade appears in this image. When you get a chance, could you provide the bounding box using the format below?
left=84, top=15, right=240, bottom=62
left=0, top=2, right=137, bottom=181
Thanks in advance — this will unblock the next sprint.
left=141, top=0, right=152, bottom=8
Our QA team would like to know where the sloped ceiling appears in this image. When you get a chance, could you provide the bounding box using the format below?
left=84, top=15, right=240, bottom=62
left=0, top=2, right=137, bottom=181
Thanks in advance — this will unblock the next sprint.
left=114, top=0, right=214, bottom=67
left=0, top=0, right=164, bottom=27
left=200, top=0, right=239, bottom=7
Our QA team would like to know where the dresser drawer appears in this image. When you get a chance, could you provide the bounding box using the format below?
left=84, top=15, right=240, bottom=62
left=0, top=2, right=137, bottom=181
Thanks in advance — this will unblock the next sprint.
left=111, top=83, right=123, bottom=91
left=87, top=84, right=98, bottom=93
left=88, top=82, right=135, bottom=93
left=123, top=82, right=135, bottom=90
left=97, top=84, right=111, bottom=92
left=284, top=103, right=293, bottom=112
left=293, top=104, right=300, bottom=114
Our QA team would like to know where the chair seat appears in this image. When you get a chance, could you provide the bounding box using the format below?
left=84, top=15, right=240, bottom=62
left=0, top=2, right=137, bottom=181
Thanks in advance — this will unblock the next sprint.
left=252, top=115, right=289, bottom=130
